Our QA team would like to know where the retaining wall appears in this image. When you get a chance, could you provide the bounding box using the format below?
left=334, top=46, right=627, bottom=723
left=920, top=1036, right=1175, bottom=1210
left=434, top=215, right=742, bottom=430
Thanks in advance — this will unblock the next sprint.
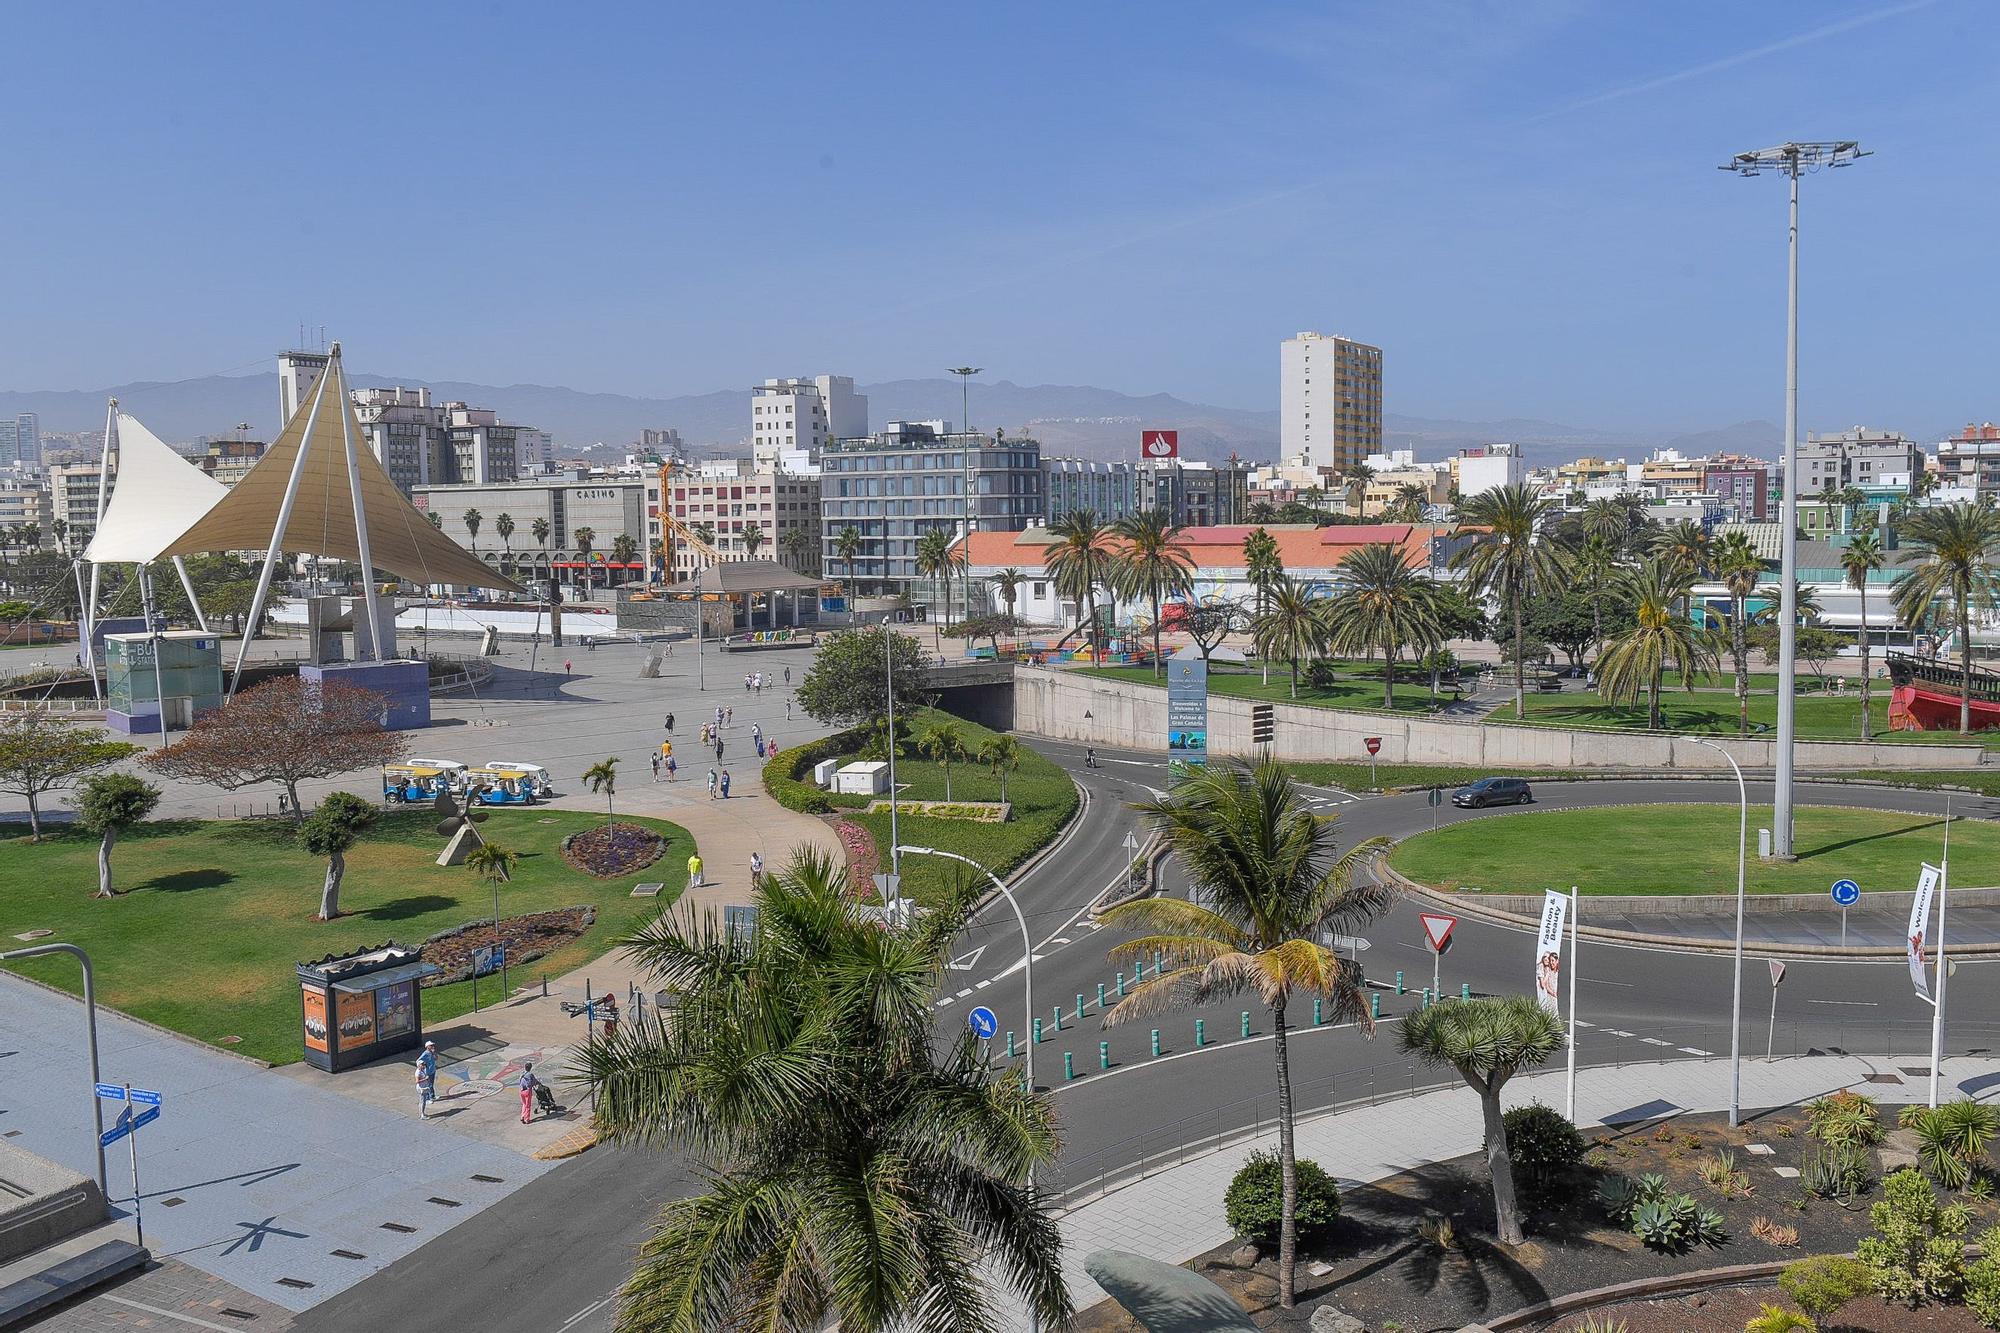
left=1011, top=666, right=1986, bottom=771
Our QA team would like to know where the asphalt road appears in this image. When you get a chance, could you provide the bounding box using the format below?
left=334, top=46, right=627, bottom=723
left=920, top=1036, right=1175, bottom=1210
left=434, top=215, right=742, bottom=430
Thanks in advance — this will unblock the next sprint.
left=307, top=741, right=2000, bottom=1330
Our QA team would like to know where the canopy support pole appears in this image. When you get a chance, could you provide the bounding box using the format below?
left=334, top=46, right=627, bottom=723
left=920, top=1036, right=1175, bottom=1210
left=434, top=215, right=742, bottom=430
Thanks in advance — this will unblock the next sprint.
left=140, top=564, right=170, bottom=739
left=173, top=557, right=209, bottom=633
left=80, top=399, right=116, bottom=705
left=335, top=346, right=386, bottom=663
left=231, top=354, right=331, bottom=696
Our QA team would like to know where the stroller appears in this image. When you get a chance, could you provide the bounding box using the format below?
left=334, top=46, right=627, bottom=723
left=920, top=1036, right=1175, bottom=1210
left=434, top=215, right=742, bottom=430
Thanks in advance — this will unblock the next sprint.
left=533, top=1081, right=561, bottom=1115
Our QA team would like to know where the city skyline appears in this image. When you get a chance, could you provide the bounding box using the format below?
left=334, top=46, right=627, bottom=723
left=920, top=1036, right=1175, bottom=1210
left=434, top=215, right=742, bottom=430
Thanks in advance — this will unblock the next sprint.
left=5, top=2, right=1997, bottom=433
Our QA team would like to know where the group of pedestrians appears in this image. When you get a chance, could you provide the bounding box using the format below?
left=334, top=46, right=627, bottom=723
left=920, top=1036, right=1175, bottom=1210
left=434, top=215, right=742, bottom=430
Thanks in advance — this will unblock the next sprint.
left=415, top=1039, right=553, bottom=1125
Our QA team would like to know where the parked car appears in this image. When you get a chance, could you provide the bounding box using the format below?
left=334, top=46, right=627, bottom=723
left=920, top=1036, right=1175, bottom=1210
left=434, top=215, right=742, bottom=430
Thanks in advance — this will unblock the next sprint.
left=1452, top=777, right=1534, bottom=808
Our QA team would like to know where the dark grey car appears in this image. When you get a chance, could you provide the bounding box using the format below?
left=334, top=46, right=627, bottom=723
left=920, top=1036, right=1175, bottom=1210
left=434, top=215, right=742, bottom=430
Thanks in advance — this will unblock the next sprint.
left=1452, top=776, right=1533, bottom=808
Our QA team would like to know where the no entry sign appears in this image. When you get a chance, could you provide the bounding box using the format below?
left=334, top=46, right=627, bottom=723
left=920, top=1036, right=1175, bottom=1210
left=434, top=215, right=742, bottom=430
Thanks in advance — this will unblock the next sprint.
left=1364, top=736, right=1382, bottom=756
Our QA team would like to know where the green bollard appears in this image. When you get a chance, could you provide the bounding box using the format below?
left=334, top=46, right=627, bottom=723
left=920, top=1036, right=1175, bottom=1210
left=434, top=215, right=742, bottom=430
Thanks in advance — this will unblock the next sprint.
left=1150, top=1029, right=1161, bottom=1057
left=1007, top=1031, right=1017, bottom=1057
left=1097, top=982, right=1106, bottom=1009
left=1053, top=1005, right=1063, bottom=1031
left=1033, top=1017, right=1044, bottom=1045
left=1076, top=993, right=1086, bottom=1020
left=1313, top=998, right=1323, bottom=1026
left=1241, top=1011, right=1251, bottom=1039
left=1153, top=950, right=1163, bottom=975
left=1371, top=992, right=1381, bottom=1019
left=1116, top=971, right=1126, bottom=998
left=1098, top=1041, right=1110, bottom=1070
left=1195, top=1018, right=1206, bottom=1047
left=1396, top=970, right=1406, bottom=995
left=1461, top=982, right=1471, bottom=1000
left=1064, top=1051, right=1075, bottom=1081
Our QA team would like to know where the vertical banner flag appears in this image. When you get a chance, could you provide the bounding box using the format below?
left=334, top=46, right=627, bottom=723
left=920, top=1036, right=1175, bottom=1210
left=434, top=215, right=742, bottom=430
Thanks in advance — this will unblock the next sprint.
left=1534, top=889, right=1569, bottom=1013
left=1166, top=654, right=1208, bottom=764
left=1909, top=863, right=1941, bottom=1001
left=1141, top=430, right=1179, bottom=459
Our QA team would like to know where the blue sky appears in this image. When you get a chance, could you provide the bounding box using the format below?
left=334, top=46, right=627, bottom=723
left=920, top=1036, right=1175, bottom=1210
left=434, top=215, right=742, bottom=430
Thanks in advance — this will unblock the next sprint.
left=5, top=1, right=1994, bottom=434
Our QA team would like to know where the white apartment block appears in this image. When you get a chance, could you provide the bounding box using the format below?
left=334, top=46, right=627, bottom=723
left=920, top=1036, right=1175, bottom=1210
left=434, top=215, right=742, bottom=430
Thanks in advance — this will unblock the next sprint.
left=1280, top=331, right=1383, bottom=473
left=48, top=462, right=111, bottom=541
left=1453, top=444, right=1524, bottom=498
left=666, top=459, right=822, bottom=580
left=0, top=479, right=48, bottom=538
left=751, top=375, right=866, bottom=472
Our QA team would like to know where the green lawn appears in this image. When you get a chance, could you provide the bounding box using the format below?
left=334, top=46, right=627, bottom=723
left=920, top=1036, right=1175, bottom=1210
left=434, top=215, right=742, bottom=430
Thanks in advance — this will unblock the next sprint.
left=1388, top=803, right=1992, bottom=896
left=0, top=809, right=694, bottom=1064
left=1499, top=690, right=1992, bottom=747
left=1094, top=662, right=1446, bottom=715
left=823, top=710, right=1081, bottom=907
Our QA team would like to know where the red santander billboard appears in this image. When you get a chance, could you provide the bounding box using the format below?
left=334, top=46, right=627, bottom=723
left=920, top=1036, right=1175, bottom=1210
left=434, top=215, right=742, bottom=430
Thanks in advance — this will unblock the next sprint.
left=1141, top=429, right=1179, bottom=459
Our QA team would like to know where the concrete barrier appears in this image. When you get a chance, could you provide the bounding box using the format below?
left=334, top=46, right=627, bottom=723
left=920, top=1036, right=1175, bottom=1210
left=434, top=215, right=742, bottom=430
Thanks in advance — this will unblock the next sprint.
left=0, top=1143, right=105, bottom=1264
left=1011, top=666, right=1986, bottom=771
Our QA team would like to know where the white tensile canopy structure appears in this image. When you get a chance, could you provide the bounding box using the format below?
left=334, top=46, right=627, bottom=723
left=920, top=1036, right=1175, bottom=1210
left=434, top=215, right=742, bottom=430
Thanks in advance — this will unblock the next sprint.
left=156, top=342, right=521, bottom=691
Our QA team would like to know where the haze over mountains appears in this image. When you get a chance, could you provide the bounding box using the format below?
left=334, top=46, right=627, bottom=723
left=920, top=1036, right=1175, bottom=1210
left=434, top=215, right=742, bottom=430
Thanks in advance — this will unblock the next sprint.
left=0, top=371, right=1792, bottom=469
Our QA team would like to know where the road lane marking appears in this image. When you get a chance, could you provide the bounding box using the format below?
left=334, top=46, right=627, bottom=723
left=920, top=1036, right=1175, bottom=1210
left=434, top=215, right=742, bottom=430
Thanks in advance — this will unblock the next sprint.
left=558, top=1297, right=612, bottom=1331
left=1679, top=1046, right=1712, bottom=1056
left=101, top=1297, right=248, bottom=1332
left=1640, top=1038, right=1673, bottom=1047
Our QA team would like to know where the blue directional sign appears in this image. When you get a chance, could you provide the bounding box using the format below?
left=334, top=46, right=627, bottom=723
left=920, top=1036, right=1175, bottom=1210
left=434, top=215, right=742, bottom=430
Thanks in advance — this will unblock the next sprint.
left=94, top=1083, right=124, bottom=1100
left=967, top=1006, right=1000, bottom=1041
left=1831, top=879, right=1861, bottom=907
left=99, top=1105, right=159, bottom=1148
left=94, top=1084, right=163, bottom=1106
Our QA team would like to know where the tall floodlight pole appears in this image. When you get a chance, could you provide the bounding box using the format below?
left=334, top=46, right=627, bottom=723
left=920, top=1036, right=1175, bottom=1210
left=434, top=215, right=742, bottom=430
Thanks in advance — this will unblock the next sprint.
left=1720, top=141, right=1869, bottom=859
left=948, top=367, right=982, bottom=629
left=1689, top=736, right=1748, bottom=1126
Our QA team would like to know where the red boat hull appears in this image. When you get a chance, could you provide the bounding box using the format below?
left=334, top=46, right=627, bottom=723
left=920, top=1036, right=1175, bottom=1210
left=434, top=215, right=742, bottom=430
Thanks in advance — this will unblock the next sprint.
left=1889, top=682, right=2000, bottom=731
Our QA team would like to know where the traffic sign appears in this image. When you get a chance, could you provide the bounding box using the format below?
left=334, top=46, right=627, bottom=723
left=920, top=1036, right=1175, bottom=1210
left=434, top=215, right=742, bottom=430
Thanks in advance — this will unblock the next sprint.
left=1831, top=879, right=1860, bottom=907
left=1122, top=831, right=1140, bottom=852
left=1769, top=959, right=1787, bottom=987
left=94, top=1084, right=163, bottom=1106
left=967, top=1006, right=999, bottom=1040
left=1364, top=736, right=1383, bottom=756
left=98, top=1105, right=159, bottom=1148
left=1428, top=786, right=1444, bottom=808
left=1321, top=933, right=1372, bottom=953
left=1419, top=912, right=1457, bottom=954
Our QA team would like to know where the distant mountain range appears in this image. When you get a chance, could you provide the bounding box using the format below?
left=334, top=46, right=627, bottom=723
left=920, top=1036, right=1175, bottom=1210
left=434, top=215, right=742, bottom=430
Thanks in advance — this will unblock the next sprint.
left=0, top=369, right=1802, bottom=468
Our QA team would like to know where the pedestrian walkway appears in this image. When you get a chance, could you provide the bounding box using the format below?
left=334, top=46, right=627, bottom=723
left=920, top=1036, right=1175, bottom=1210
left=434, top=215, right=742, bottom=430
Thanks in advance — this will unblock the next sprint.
left=991, top=1052, right=2000, bottom=1326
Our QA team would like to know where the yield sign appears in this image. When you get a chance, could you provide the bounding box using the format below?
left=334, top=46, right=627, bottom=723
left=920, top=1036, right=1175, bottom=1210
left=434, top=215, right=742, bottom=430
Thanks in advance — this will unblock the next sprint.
left=1419, top=912, right=1456, bottom=954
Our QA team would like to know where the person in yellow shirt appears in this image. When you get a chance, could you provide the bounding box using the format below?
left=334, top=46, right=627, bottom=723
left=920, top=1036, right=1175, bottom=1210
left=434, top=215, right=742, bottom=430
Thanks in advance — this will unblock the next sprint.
left=687, top=852, right=703, bottom=889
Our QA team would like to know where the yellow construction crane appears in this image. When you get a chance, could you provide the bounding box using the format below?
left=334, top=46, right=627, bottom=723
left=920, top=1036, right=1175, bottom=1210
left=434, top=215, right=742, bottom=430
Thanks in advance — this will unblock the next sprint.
left=663, top=511, right=726, bottom=572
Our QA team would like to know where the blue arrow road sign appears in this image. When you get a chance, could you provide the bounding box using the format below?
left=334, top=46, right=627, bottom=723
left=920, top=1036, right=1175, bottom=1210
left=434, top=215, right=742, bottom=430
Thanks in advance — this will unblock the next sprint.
left=94, top=1084, right=163, bottom=1106
left=99, top=1105, right=162, bottom=1149
left=967, top=1006, right=999, bottom=1040
left=94, top=1083, right=124, bottom=1100
left=1831, top=879, right=1861, bottom=907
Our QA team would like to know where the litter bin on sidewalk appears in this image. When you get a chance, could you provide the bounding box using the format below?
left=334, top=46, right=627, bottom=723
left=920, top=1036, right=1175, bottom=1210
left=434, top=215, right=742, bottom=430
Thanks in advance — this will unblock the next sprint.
left=297, top=943, right=442, bottom=1074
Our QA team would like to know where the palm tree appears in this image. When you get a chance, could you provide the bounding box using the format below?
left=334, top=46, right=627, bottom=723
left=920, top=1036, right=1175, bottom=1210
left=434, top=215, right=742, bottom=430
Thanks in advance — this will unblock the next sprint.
left=836, top=525, right=863, bottom=600
left=649, top=537, right=667, bottom=581
left=1595, top=560, right=1719, bottom=729
left=1843, top=531, right=1886, bottom=739
left=1101, top=760, right=1388, bottom=1307
left=531, top=516, right=551, bottom=579
left=741, top=523, right=765, bottom=561
left=610, top=533, right=640, bottom=585
left=915, top=528, right=962, bottom=618
left=1650, top=519, right=1711, bottom=618
left=993, top=567, right=1024, bottom=622
left=1244, top=527, right=1285, bottom=685
left=1390, top=481, right=1429, bottom=522
left=1894, top=503, right=2000, bottom=734
left=1400, top=996, right=1566, bottom=1246
left=577, top=849, right=1068, bottom=1331
left=1712, top=531, right=1764, bottom=737
left=1582, top=495, right=1634, bottom=551
left=1341, top=465, right=1373, bottom=516
left=426, top=512, right=443, bottom=530
left=1253, top=575, right=1326, bottom=699
left=1112, top=509, right=1194, bottom=677
left=495, top=513, right=515, bottom=573
left=1453, top=483, right=1571, bottom=718
left=979, top=734, right=1021, bottom=804
left=1043, top=509, right=1115, bottom=666
left=1319, top=544, right=1443, bottom=709
left=582, top=757, right=618, bottom=830
left=918, top=719, right=967, bottom=800
left=778, top=525, right=814, bottom=575
left=573, top=526, right=597, bottom=593
left=462, top=508, right=483, bottom=553
left=1574, top=534, right=1620, bottom=662
left=1248, top=499, right=1278, bottom=523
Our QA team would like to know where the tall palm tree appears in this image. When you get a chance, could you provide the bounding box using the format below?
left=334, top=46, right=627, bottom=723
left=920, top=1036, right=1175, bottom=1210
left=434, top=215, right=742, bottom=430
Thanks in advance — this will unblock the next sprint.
left=610, top=533, right=640, bottom=584
left=495, top=513, right=515, bottom=572
left=1244, top=527, right=1286, bottom=685
left=1319, top=544, right=1443, bottom=709
left=778, top=525, right=814, bottom=575
left=578, top=849, right=1068, bottom=1332
left=836, top=525, right=863, bottom=600
left=741, top=523, right=765, bottom=561
left=992, top=567, right=1024, bottom=622
left=1595, top=560, right=1719, bottom=729
left=1390, top=481, right=1429, bottom=523
left=979, top=734, right=1021, bottom=803
left=1894, top=503, right=2000, bottom=734
left=573, top=526, right=597, bottom=593
left=1101, top=760, right=1388, bottom=1307
left=1112, top=509, right=1194, bottom=677
left=582, top=757, right=618, bottom=830
left=462, top=508, right=483, bottom=553
left=1341, top=464, right=1373, bottom=516
left=1043, top=509, right=1115, bottom=666
left=917, top=719, right=967, bottom=799
left=1400, top=996, right=1566, bottom=1246
left=1453, top=483, right=1571, bottom=718
left=1843, top=531, right=1886, bottom=739
left=1582, top=495, right=1634, bottom=551
left=1712, top=531, right=1764, bottom=737
left=915, top=527, right=963, bottom=620
left=1650, top=518, right=1711, bottom=617
left=531, top=516, right=551, bottom=580
left=1252, top=574, right=1326, bottom=699
left=1574, top=533, right=1620, bottom=662
left=649, top=537, right=667, bottom=581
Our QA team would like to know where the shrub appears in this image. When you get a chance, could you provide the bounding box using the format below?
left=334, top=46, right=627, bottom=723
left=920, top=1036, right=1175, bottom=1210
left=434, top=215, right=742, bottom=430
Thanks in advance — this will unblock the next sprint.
left=1750, top=1216, right=1800, bottom=1247
left=1743, top=1305, right=1815, bottom=1333
left=1800, top=1142, right=1871, bottom=1201
left=1416, top=1214, right=1456, bottom=1251
left=1856, top=1167, right=1970, bottom=1305
left=1223, top=1150, right=1341, bottom=1251
left=1965, top=1225, right=2000, bottom=1328
left=1702, top=1148, right=1751, bottom=1197
left=1806, top=1090, right=1883, bottom=1148
left=1504, top=1102, right=1586, bottom=1200
left=1908, top=1098, right=1999, bottom=1191
left=761, top=727, right=864, bottom=815
left=1779, top=1255, right=1871, bottom=1321
left=1305, top=658, right=1340, bottom=690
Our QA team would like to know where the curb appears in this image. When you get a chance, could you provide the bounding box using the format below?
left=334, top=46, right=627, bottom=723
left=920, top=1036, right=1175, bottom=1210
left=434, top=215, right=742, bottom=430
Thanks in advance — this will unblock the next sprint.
left=1481, top=1252, right=1840, bottom=1332
left=0, top=968, right=276, bottom=1071
left=531, top=1124, right=599, bottom=1160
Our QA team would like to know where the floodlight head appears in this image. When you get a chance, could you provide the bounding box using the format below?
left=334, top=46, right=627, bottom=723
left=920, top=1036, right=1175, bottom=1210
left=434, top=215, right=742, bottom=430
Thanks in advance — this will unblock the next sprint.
left=1720, top=141, right=1870, bottom=177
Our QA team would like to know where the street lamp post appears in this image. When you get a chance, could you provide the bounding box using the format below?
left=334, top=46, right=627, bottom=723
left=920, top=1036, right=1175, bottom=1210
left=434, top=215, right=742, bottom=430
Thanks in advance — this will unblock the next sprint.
left=947, top=367, right=982, bottom=628
left=1720, top=141, right=1868, bottom=859
left=0, top=943, right=105, bottom=1192
left=895, top=844, right=1035, bottom=1094
left=882, top=616, right=902, bottom=903
left=1687, top=737, right=1748, bottom=1126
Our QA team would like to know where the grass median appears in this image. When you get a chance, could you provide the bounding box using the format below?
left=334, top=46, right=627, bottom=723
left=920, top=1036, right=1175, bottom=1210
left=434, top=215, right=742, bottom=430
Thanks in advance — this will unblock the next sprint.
left=1386, top=802, right=1995, bottom=896
left=0, top=808, right=693, bottom=1064
left=1502, top=690, right=1996, bottom=748
left=1093, top=662, right=1447, bottom=714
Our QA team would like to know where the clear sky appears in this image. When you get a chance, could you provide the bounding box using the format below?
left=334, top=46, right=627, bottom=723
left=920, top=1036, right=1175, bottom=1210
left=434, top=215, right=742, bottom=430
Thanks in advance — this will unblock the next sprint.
left=5, top=1, right=1994, bottom=433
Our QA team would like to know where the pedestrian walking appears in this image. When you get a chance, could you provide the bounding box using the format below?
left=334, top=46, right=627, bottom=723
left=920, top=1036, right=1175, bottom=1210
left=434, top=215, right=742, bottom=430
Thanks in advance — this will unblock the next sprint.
left=564, top=660, right=572, bottom=677
left=714, top=737, right=725, bottom=761
left=719, top=769, right=731, bottom=798
left=688, top=851, right=704, bottom=888
left=666, top=754, right=678, bottom=781
left=743, top=673, right=752, bottom=693
left=784, top=666, right=791, bottom=686
left=755, top=738, right=765, bottom=759
left=665, top=712, right=675, bottom=733
left=415, top=1040, right=438, bottom=1118
left=749, top=850, right=764, bottom=887
left=725, top=706, right=733, bottom=725
left=650, top=753, right=661, bottom=782
left=706, top=769, right=717, bottom=799
left=785, top=698, right=792, bottom=720
left=519, top=1062, right=540, bottom=1124
left=751, top=723, right=762, bottom=750
left=661, top=738, right=673, bottom=759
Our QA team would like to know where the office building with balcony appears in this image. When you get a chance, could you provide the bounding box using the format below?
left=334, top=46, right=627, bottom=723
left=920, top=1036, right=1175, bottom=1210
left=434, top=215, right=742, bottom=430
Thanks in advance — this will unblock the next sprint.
left=1280, top=331, right=1383, bottom=472
left=666, top=460, right=822, bottom=580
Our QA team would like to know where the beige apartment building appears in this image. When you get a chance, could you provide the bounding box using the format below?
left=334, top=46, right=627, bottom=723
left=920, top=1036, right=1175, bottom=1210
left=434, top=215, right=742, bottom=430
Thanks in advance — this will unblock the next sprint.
left=665, top=460, right=821, bottom=580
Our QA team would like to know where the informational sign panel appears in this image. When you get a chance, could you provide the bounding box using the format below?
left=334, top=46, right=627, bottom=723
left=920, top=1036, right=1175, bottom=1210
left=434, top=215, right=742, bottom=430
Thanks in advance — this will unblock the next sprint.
left=1534, top=890, right=1569, bottom=1013
left=1910, top=864, right=1941, bottom=1001
left=1166, top=655, right=1208, bottom=763
left=1141, top=430, right=1179, bottom=459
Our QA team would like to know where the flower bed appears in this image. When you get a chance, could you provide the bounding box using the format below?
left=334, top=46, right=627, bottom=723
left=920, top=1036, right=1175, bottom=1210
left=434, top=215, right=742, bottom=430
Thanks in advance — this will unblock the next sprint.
left=827, top=816, right=881, bottom=891
left=861, top=799, right=1009, bottom=822
left=419, top=905, right=597, bottom=986
left=560, top=822, right=666, bottom=878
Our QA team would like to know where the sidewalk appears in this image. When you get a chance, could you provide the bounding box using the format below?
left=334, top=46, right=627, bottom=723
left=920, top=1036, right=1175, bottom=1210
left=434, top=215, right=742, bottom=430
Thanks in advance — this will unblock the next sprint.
left=997, top=1052, right=2000, bottom=1326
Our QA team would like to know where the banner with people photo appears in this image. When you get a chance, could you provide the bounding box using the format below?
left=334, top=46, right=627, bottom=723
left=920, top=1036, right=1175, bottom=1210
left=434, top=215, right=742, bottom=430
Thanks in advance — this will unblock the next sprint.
left=1534, top=889, right=1568, bottom=1014
left=1909, top=863, right=1941, bottom=1001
